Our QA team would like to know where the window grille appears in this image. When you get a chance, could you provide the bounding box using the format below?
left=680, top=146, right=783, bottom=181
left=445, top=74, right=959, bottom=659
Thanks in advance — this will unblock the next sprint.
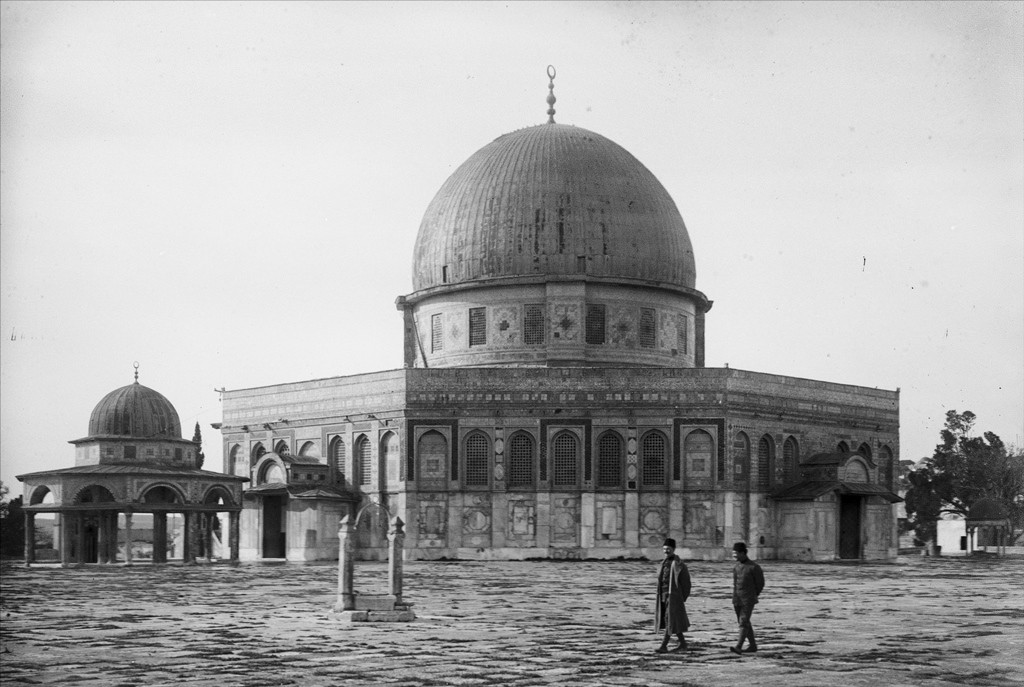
left=642, top=432, right=666, bottom=486
left=639, top=308, right=656, bottom=348
left=431, top=313, right=443, bottom=352
left=469, top=307, right=486, bottom=346
left=585, top=304, right=606, bottom=344
left=357, top=437, right=372, bottom=486
left=524, top=304, right=545, bottom=345
left=552, top=432, right=578, bottom=486
left=677, top=314, right=688, bottom=355
left=783, top=437, right=798, bottom=483
left=464, top=433, right=490, bottom=486
left=507, top=433, right=534, bottom=486
left=597, top=432, right=622, bottom=487
left=757, top=437, right=772, bottom=490
left=330, top=437, right=346, bottom=481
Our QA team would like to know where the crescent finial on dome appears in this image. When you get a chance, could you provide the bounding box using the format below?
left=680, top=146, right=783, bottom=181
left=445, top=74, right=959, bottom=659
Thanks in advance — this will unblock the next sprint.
left=546, top=65, right=557, bottom=123
left=133, top=361, right=140, bottom=383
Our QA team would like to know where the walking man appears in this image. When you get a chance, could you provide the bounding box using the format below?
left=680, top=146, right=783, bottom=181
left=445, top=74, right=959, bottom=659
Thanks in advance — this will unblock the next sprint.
left=729, top=541, right=764, bottom=655
left=654, top=537, right=691, bottom=653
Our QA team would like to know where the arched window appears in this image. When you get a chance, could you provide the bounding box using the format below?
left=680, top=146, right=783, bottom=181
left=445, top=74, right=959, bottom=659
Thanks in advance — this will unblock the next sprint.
left=597, top=431, right=623, bottom=488
left=507, top=432, right=535, bottom=487
left=733, top=432, right=750, bottom=482
left=298, top=441, right=319, bottom=459
left=757, top=436, right=773, bottom=490
left=230, top=444, right=246, bottom=476
left=782, top=436, right=799, bottom=484
left=381, top=432, right=400, bottom=483
left=880, top=445, right=894, bottom=490
left=552, top=432, right=579, bottom=487
left=857, top=443, right=872, bottom=461
left=837, top=441, right=850, bottom=454
left=251, top=442, right=266, bottom=463
left=330, top=436, right=346, bottom=482
left=641, top=431, right=667, bottom=487
left=684, top=430, right=713, bottom=479
left=355, top=435, right=372, bottom=487
left=274, top=440, right=289, bottom=456
left=464, top=432, right=490, bottom=486
left=417, top=431, right=448, bottom=488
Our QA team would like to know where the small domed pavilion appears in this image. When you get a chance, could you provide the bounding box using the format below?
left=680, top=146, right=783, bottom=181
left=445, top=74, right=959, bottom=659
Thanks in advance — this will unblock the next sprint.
left=16, top=366, right=248, bottom=566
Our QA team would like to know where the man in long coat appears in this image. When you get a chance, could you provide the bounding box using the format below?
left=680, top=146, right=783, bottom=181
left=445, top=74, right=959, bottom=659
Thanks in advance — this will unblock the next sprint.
left=729, top=541, right=765, bottom=655
left=654, top=537, right=691, bottom=653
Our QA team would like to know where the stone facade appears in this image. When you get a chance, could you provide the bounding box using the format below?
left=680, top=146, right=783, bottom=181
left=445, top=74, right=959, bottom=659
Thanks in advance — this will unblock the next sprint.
left=221, top=366, right=899, bottom=562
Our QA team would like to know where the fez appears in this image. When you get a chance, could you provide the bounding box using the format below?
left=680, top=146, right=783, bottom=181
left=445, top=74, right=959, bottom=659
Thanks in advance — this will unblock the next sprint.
left=664, top=538, right=677, bottom=549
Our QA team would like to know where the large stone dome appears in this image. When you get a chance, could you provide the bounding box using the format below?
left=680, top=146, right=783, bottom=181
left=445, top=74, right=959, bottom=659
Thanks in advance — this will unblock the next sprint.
left=87, top=381, right=182, bottom=439
left=412, top=123, right=696, bottom=293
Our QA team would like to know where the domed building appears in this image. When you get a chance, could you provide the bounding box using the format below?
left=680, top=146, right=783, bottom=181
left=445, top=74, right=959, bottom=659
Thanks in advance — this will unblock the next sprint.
left=17, top=368, right=247, bottom=565
left=220, top=76, right=901, bottom=562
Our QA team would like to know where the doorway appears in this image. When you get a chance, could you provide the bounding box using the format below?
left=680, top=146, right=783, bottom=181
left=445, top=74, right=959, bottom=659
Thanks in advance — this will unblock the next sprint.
left=838, top=495, right=862, bottom=559
left=262, top=495, right=287, bottom=558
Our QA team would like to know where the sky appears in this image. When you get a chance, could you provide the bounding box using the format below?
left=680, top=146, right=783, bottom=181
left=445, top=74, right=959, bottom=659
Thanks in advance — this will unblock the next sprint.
left=1, top=1, right=1022, bottom=491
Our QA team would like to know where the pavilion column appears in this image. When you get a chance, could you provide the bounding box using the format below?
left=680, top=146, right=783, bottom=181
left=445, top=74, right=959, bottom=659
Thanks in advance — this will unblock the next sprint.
left=60, top=514, right=72, bottom=567
left=204, top=514, right=214, bottom=561
left=183, top=511, right=198, bottom=565
left=229, top=511, right=240, bottom=564
left=153, top=512, right=167, bottom=563
left=97, top=512, right=109, bottom=564
left=24, top=513, right=36, bottom=566
left=75, top=512, right=86, bottom=565
left=124, top=512, right=134, bottom=565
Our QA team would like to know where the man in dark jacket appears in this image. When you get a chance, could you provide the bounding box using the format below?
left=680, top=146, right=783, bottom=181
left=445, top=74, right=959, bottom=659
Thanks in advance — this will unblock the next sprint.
left=654, top=537, right=691, bottom=653
left=729, top=541, right=765, bottom=655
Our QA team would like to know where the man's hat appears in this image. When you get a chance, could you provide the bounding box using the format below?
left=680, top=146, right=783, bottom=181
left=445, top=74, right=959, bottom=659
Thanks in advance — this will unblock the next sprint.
left=732, top=542, right=747, bottom=553
left=664, top=538, right=677, bottom=548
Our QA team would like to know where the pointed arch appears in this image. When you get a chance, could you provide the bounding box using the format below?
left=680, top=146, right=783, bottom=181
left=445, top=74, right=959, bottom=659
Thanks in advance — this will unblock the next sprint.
left=507, top=431, right=536, bottom=488
left=251, top=442, right=266, bottom=464
left=641, top=430, right=668, bottom=487
left=552, top=431, right=579, bottom=487
left=683, top=429, right=713, bottom=480
left=416, top=430, right=448, bottom=488
left=837, top=441, right=850, bottom=454
left=757, top=435, right=774, bottom=490
left=597, top=430, right=624, bottom=488
left=782, top=436, right=799, bottom=484
left=298, top=441, right=319, bottom=459
left=857, top=442, right=872, bottom=461
left=329, top=436, right=346, bottom=482
left=733, top=431, right=750, bottom=482
left=355, top=434, right=372, bottom=487
left=273, top=439, right=290, bottom=456
left=463, top=431, right=491, bottom=487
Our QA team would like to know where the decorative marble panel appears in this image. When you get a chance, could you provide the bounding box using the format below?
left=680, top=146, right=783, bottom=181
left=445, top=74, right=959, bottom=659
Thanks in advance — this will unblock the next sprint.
left=552, top=497, right=580, bottom=544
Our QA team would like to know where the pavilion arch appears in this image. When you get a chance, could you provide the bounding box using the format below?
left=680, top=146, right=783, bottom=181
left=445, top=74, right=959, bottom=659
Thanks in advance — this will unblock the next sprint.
left=756, top=434, right=775, bottom=490
left=29, top=485, right=54, bottom=506
left=202, top=485, right=236, bottom=508
left=141, top=484, right=185, bottom=505
left=596, top=429, right=625, bottom=489
left=640, top=429, right=669, bottom=488
left=73, top=484, right=117, bottom=504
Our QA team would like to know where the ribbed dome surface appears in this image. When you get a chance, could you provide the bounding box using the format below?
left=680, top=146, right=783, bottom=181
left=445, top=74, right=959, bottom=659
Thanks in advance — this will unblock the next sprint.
left=412, top=123, right=696, bottom=292
left=88, top=382, right=182, bottom=439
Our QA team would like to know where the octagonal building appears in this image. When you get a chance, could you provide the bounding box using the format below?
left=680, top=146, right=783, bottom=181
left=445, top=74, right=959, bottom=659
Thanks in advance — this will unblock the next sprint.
left=220, top=82, right=901, bottom=563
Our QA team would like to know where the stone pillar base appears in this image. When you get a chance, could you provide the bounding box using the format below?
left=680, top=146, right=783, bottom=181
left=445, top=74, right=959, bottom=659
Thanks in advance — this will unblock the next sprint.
left=329, top=604, right=415, bottom=623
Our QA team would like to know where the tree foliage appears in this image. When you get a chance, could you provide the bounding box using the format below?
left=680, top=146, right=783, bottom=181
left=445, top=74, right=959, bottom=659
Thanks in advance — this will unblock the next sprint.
left=193, top=422, right=205, bottom=470
left=905, top=410, right=1024, bottom=544
left=0, top=481, right=26, bottom=557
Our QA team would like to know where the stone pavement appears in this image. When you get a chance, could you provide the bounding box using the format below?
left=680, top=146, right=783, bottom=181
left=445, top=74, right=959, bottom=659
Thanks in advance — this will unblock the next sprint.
left=1, top=556, right=1022, bottom=687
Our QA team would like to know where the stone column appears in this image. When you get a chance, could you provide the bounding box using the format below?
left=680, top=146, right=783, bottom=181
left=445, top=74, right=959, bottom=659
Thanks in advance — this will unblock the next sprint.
left=60, top=514, right=72, bottom=567
left=124, top=512, right=134, bottom=565
left=76, top=512, right=86, bottom=565
left=204, top=515, right=214, bottom=561
left=184, top=511, right=198, bottom=565
left=97, top=512, right=109, bottom=564
left=153, top=512, right=167, bottom=563
left=229, top=512, right=240, bottom=564
left=24, top=512, right=35, bottom=566
left=334, top=515, right=356, bottom=612
left=388, top=516, right=405, bottom=604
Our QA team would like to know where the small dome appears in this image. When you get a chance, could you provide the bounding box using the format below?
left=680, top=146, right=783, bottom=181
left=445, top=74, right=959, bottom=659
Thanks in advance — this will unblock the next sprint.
left=88, top=382, right=182, bottom=439
left=412, top=123, right=696, bottom=293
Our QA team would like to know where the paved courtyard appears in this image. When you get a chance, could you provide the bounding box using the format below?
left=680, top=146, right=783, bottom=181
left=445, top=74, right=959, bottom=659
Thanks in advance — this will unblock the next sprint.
left=1, top=555, right=1022, bottom=687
